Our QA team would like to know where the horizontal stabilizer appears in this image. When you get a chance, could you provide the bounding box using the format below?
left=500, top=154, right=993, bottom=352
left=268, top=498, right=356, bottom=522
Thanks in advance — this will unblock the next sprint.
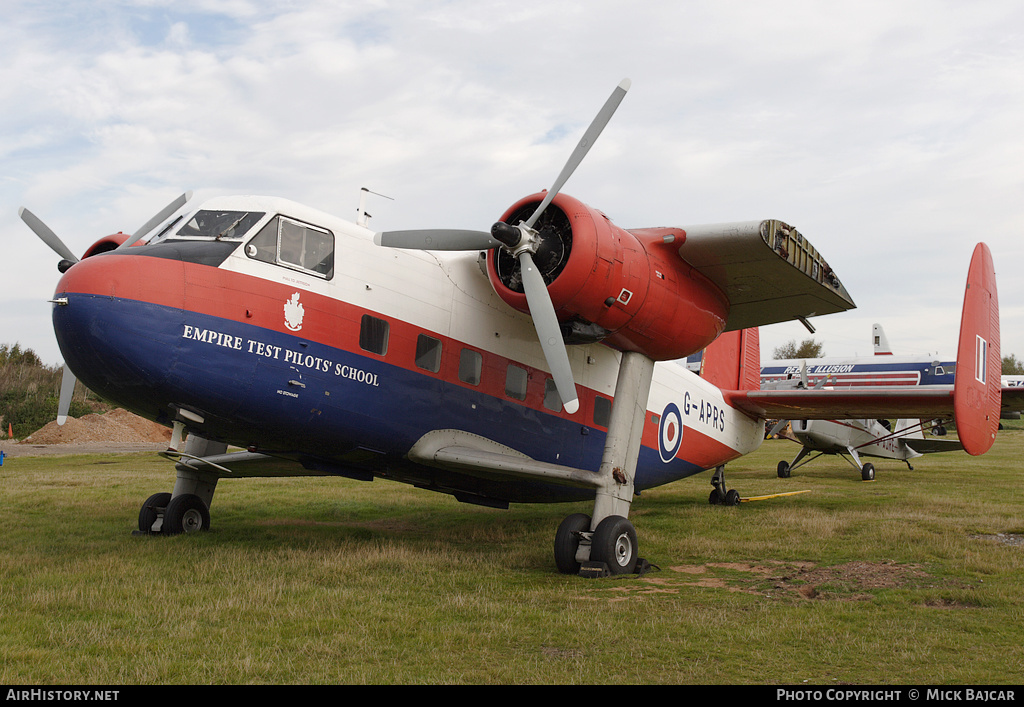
left=904, top=438, right=964, bottom=455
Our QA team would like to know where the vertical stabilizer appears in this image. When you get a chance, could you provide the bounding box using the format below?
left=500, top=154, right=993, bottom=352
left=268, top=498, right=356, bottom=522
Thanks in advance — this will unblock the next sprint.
left=873, top=323, right=892, bottom=355
left=699, top=328, right=760, bottom=391
left=953, top=243, right=1000, bottom=455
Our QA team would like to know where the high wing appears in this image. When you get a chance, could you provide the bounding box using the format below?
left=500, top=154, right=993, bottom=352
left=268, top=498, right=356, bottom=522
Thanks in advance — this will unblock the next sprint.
left=725, top=242, right=1001, bottom=457
left=673, top=219, right=855, bottom=331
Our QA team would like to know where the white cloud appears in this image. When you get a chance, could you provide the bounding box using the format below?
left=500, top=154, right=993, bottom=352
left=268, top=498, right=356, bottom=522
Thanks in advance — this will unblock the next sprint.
left=3, top=0, right=1023, bottom=372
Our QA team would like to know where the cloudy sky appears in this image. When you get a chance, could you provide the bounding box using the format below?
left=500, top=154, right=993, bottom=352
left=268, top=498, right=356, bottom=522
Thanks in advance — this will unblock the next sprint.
left=4, top=0, right=1022, bottom=371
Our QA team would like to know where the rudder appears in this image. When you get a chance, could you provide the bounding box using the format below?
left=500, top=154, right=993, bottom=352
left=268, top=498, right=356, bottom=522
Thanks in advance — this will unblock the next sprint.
left=954, top=243, right=1000, bottom=455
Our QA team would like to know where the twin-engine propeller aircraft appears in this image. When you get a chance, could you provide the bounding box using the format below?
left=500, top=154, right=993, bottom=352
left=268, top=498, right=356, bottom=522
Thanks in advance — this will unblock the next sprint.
left=20, top=80, right=1004, bottom=576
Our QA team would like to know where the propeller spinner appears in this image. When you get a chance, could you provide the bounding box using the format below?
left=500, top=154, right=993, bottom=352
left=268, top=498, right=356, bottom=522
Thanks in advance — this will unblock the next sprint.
left=373, top=79, right=632, bottom=414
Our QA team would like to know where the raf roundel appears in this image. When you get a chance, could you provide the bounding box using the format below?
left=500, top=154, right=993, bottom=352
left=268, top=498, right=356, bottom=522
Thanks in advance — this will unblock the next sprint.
left=658, top=402, right=683, bottom=463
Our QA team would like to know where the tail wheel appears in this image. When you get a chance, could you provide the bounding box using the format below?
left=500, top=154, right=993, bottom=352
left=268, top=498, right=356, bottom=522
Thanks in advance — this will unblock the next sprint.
left=591, top=515, right=638, bottom=575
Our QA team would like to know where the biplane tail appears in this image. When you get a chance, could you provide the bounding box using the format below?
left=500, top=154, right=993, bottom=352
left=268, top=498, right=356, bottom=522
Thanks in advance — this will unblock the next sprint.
left=953, top=242, right=1000, bottom=455
left=698, top=327, right=760, bottom=392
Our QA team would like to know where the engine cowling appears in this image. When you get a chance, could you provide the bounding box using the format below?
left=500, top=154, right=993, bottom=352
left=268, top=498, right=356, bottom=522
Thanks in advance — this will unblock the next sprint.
left=81, top=232, right=131, bottom=258
left=485, top=192, right=730, bottom=361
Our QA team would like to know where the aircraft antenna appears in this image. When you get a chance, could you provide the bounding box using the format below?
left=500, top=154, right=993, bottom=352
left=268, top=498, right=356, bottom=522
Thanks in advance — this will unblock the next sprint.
left=357, top=187, right=393, bottom=227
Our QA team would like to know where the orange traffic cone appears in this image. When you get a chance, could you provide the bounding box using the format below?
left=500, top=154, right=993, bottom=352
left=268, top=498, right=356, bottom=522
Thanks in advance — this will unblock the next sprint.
left=7, top=423, right=12, bottom=439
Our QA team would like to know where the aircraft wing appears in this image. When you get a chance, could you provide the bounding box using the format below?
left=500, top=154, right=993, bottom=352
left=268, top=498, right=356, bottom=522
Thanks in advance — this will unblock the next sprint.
left=674, top=220, right=855, bottom=331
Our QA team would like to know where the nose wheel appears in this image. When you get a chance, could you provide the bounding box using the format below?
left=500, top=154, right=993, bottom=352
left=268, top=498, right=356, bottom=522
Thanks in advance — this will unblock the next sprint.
left=136, top=492, right=211, bottom=535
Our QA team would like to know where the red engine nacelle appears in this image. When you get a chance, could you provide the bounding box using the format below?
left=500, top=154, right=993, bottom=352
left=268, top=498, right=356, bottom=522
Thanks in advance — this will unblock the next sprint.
left=81, top=232, right=131, bottom=259
left=485, top=192, right=730, bottom=361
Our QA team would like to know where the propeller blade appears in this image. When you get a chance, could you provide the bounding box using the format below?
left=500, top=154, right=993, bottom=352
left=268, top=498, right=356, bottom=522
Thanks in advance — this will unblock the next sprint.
left=18, top=207, right=79, bottom=264
left=57, top=364, right=76, bottom=426
left=518, top=251, right=579, bottom=414
left=767, top=418, right=790, bottom=438
left=118, top=191, right=193, bottom=249
left=373, top=229, right=499, bottom=251
left=523, top=78, right=631, bottom=230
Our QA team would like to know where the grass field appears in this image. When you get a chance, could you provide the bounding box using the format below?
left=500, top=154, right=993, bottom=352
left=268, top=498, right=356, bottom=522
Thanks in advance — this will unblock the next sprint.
left=2, top=427, right=1023, bottom=685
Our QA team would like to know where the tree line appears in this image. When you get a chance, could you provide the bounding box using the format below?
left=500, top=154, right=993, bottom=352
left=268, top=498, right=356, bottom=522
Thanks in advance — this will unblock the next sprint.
left=0, top=343, right=100, bottom=438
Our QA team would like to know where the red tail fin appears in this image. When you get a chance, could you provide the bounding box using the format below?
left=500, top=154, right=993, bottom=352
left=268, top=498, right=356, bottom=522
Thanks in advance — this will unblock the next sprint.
left=954, top=243, right=1000, bottom=455
left=699, top=328, right=760, bottom=391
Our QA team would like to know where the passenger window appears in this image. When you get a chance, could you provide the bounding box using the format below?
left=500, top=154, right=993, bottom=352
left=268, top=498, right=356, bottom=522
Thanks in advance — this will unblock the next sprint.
left=245, top=215, right=334, bottom=279
left=543, top=378, right=562, bottom=411
left=459, top=349, right=482, bottom=386
left=594, top=396, right=612, bottom=427
left=415, top=335, right=442, bottom=373
left=505, top=365, right=528, bottom=401
left=359, top=315, right=389, bottom=355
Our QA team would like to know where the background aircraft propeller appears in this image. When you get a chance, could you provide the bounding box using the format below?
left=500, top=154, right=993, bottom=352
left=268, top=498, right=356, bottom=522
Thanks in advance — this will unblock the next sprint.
left=373, top=79, right=631, bottom=414
left=19, top=192, right=194, bottom=424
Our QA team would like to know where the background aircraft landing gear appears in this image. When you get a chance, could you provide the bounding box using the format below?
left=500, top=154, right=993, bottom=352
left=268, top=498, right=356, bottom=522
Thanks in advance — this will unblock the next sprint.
left=777, top=460, right=791, bottom=478
left=861, top=463, right=875, bottom=482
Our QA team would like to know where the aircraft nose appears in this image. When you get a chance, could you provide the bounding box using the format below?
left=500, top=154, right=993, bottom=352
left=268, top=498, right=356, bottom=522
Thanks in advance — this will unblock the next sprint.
left=51, top=252, right=186, bottom=410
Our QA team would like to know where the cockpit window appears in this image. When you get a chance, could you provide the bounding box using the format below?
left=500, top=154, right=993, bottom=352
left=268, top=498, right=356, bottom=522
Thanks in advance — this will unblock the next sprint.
left=245, top=215, right=334, bottom=279
left=176, top=210, right=266, bottom=240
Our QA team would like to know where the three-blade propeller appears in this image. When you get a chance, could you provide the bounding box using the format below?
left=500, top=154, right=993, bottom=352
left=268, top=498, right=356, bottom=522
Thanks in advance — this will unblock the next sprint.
left=19, top=192, right=194, bottom=424
left=373, top=79, right=631, bottom=414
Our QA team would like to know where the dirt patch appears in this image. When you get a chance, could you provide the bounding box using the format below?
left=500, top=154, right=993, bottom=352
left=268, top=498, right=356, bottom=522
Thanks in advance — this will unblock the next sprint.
left=0, top=409, right=171, bottom=457
left=620, top=559, right=932, bottom=601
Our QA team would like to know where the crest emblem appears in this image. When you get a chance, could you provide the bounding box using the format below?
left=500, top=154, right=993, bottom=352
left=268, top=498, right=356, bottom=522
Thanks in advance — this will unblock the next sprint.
left=284, top=292, right=305, bottom=331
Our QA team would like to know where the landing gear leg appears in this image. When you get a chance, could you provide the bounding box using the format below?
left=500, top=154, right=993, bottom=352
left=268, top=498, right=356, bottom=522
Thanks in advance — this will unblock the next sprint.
left=135, top=434, right=226, bottom=535
left=709, top=465, right=741, bottom=506
left=555, top=352, right=654, bottom=576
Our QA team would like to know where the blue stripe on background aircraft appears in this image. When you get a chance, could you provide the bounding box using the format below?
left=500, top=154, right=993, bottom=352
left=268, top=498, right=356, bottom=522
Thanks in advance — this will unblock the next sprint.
left=18, top=80, right=1012, bottom=576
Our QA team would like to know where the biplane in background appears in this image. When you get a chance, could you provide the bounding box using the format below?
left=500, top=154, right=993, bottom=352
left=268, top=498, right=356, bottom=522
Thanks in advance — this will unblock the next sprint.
left=19, top=80, right=1005, bottom=576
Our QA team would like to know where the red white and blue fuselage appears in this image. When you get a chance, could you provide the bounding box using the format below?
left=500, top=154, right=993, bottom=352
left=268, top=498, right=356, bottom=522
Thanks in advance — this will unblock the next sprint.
left=52, top=195, right=761, bottom=506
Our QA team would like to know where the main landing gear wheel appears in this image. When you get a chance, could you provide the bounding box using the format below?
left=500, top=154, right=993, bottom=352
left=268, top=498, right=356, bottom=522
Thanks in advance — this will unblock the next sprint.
left=162, top=493, right=211, bottom=534
left=590, top=515, right=639, bottom=575
left=777, top=460, right=791, bottom=478
left=861, top=463, right=875, bottom=482
left=554, top=513, right=592, bottom=575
